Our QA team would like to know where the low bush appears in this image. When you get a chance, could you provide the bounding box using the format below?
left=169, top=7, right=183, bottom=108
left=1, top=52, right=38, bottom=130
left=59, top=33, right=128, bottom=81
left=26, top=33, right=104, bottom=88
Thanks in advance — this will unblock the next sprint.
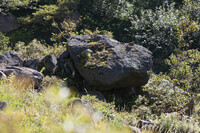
left=14, top=39, right=65, bottom=59
left=166, top=49, right=200, bottom=92
left=142, top=74, right=192, bottom=115
left=0, top=32, right=11, bottom=54
left=156, top=112, right=200, bottom=132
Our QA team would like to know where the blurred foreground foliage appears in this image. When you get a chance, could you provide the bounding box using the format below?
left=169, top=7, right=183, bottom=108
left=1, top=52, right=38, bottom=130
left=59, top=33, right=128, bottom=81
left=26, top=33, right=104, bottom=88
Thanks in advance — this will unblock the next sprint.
left=0, top=73, right=200, bottom=133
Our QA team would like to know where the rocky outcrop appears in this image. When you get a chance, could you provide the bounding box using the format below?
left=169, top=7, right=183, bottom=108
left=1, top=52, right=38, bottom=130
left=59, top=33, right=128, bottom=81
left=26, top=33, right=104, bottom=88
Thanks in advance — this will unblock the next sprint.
left=0, top=52, right=43, bottom=89
left=0, top=66, right=43, bottom=89
left=0, top=52, right=23, bottom=66
left=67, top=35, right=153, bottom=90
left=0, top=12, right=19, bottom=33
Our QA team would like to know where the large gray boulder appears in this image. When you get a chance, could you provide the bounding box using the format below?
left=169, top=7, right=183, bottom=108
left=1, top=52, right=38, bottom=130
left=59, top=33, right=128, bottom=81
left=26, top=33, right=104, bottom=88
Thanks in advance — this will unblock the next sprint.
left=0, top=12, right=19, bottom=33
left=67, top=35, right=153, bottom=90
left=0, top=52, right=23, bottom=67
left=0, top=66, right=43, bottom=89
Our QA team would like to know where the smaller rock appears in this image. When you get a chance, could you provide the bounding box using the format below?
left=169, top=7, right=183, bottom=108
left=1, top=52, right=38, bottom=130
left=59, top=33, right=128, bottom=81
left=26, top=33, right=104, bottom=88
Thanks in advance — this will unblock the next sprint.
left=138, top=119, right=154, bottom=129
left=0, top=12, right=19, bottom=33
left=0, top=101, right=9, bottom=110
left=108, top=113, right=117, bottom=120
left=58, top=51, right=69, bottom=59
left=0, top=52, right=23, bottom=66
left=71, top=99, right=96, bottom=114
left=0, top=66, right=43, bottom=89
left=129, top=126, right=141, bottom=133
left=23, top=58, right=40, bottom=70
left=0, top=71, right=7, bottom=80
left=41, top=54, right=57, bottom=75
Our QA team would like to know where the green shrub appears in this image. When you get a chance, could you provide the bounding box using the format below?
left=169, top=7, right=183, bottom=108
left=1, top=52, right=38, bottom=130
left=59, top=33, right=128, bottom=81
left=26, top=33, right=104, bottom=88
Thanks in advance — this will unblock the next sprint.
left=133, top=0, right=183, bottom=10
left=51, top=20, right=113, bottom=44
left=14, top=39, right=65, bottom=59
left=174, top=17, right=200, bottom=50
left=32, top=4, right=59, bottom=22
left=79, top=0, right=133, bottom=42
left=80, top=28, right=113, bottom=38
left=58, top=0, right=80, bottom=10
left=182, top=0, right=200, bottom=21
left=165, top=15, right=200, bottom=92
left=51, top=21, right=78, bottom=44
left=0, top=32, right=11, bottom=54
left=132, top=95, right=151, bottom=119
left=156, top=112, right=200, bottom=133
left=8, top=0, right=78, bottom=44
left=143, top=74, right=192, bottom=115
left=0, top=0, right=38, bottom=9
left=128, top=4, right=184, bottom=70
left=80, top=0, right=133, bottom=20
left=166, top=49, right=200, bottom=92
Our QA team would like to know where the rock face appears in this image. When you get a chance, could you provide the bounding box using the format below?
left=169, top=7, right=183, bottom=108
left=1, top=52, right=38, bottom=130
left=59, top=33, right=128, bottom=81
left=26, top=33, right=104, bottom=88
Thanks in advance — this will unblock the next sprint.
left=0, top=12, right=19, bottom=33
left=56, top=51, right=74, bottom=77
left=0, top=52, right=23, bottom=66
left=23, top=58, right=40, bottom=70
left=0, top=66, right=43, bottom=88
left=67, top=35, right=153, bottom=90
left=41, top=54, right=57, bottom=75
